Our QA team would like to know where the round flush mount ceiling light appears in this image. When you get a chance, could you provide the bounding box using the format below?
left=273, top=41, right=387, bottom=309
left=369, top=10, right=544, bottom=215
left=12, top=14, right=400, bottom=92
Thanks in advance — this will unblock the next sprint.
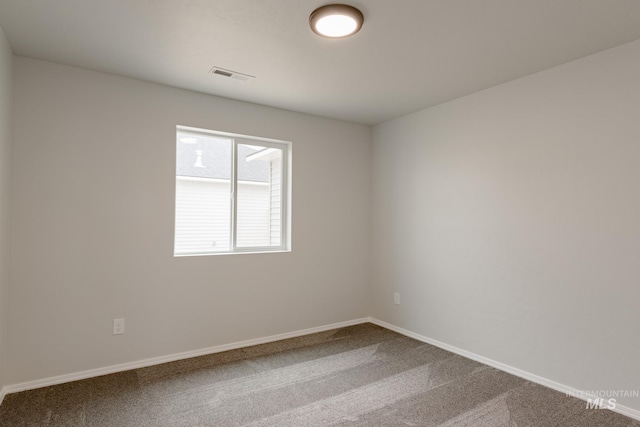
left=309, top=4, right=364, bottom=38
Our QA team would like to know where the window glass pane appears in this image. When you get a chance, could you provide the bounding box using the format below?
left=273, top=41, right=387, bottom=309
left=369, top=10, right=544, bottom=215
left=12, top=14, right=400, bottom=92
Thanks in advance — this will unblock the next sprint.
left=174, top=126, right=289, bottom=256
left=236, top=144, right=283, bottom=248
left=175, top=132, right=232, bottom=254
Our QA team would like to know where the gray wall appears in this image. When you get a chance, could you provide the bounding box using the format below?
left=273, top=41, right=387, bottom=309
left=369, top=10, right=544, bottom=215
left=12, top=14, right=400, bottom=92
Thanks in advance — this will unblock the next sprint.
left=372, top=39, right=640, bottom=411
left=0, top=24, right=13, bottom=397
left=8, top=57, right=371, bottom=384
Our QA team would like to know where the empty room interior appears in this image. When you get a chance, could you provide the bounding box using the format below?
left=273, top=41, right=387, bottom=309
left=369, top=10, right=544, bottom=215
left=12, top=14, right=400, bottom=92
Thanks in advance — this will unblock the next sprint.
left=0, top=1, right=639, bottom=425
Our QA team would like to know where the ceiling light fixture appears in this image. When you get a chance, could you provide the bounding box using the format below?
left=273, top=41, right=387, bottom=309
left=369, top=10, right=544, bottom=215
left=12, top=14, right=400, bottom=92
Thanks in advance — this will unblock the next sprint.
left=309, top=4, right=364, bottom=38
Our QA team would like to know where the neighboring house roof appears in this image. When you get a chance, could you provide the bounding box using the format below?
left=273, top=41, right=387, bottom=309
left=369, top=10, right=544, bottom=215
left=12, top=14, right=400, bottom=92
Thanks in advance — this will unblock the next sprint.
left=176, top=133, right=269, bottom=182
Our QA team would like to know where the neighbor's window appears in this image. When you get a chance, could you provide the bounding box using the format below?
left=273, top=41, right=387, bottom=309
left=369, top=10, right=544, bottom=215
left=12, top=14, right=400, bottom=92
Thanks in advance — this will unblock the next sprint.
left=174, top=126, right=291, bottom=256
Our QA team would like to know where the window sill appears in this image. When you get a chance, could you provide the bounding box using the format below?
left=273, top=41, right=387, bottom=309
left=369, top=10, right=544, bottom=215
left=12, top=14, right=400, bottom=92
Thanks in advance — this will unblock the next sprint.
left=174, top=249, right=291, bottom=258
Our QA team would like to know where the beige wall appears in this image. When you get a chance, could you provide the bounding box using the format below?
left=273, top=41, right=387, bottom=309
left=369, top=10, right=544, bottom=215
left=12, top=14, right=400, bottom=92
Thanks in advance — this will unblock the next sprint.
left=0, top=24, right=13, bottom=396
left=8, top=57, right=371, bottom=384
left=372, top=39, right=640, bottom=411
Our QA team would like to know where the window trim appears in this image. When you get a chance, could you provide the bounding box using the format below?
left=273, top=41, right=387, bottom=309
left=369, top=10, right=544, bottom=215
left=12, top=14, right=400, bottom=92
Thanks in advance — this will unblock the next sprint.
left=175, top=125, right=292, bottom=256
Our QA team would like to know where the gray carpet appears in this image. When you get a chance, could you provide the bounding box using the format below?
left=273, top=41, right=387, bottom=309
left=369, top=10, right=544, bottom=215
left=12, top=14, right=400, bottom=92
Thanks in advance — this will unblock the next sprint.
left=0, top=323, right=637, bottom=426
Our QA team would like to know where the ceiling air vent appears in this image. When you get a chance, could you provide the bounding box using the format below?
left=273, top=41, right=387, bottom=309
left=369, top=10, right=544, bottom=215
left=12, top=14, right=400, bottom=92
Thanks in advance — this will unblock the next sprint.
left=209, top=66, right=255, bottom=82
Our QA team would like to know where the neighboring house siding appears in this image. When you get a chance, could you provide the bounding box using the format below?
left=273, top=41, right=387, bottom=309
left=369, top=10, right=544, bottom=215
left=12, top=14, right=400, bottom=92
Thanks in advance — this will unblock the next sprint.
left=175, top=178, right=231, bottom=253
left=269, top=159, right=282, bottom=246
left=237, top=181, right=270, bottom=247
left=175, top=177, right=271, bottom=254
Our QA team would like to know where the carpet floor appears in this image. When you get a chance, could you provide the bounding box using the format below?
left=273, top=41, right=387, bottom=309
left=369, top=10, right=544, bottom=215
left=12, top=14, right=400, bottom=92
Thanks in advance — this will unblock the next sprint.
left=0, top=323, right=637, bottom=426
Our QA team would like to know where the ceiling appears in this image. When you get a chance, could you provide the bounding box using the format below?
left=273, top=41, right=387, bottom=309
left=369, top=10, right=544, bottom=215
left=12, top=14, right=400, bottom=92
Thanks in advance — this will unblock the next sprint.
left=2, top=0, right=640, bottom=125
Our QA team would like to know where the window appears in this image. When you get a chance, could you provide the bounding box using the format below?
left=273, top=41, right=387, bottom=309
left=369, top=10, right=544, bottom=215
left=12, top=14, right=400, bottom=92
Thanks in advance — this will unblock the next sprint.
left=174, top=126, right=291, bottom=256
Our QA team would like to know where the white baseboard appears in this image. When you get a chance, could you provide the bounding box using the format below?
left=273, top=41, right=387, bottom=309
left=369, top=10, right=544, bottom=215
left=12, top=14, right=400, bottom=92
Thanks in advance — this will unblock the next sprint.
left=0, top=386, right=6, bottom=406
left=368, top=317, right=640, bottom=422
left=3, top=318, right=370, bottom=397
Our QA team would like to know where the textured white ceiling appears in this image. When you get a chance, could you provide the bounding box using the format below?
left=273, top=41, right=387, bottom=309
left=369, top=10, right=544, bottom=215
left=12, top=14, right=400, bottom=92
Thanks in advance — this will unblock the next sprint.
left=2, top=0, right=640, bottom=124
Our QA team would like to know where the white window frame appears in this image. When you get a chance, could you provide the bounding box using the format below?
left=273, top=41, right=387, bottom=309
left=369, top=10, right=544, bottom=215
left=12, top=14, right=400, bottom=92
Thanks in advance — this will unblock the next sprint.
left=175, top=125, right=292, bottom=256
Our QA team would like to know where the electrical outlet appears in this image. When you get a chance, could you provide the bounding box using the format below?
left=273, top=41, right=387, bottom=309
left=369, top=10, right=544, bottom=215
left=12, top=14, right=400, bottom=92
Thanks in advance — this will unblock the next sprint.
left=394, top=293, right=400, bottom=305
left=113, top=318, right=125, bottom=335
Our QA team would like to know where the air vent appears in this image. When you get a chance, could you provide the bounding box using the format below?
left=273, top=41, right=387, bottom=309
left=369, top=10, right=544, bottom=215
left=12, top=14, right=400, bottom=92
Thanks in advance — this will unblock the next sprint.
left=213, top=69, right=233, bottom=77
left=209, top=66, right=255, bottom=82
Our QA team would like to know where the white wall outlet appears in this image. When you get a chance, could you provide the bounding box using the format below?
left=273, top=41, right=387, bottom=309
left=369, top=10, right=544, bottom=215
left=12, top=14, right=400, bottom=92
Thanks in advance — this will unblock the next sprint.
left=394, top=293, right=400, bottom=305
left=113, top=318, right=125, bottom=335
